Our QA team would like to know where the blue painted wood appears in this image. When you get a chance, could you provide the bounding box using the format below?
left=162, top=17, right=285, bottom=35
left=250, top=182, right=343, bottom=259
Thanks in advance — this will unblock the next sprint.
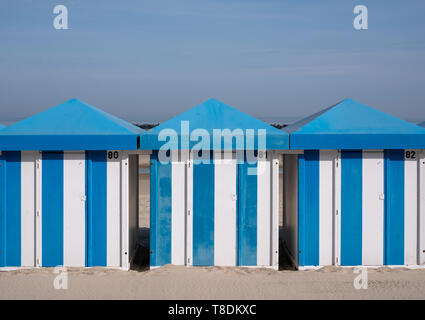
left=384, top=150, right=405, bottom=265
left=0, top=155, right=5, bottom=267
left=0, top=99, right=141, bottom=151
left=193, top=152, right=215, bottom=266
left=150, top=151, right=172, bottom=266
left=297, top=150, right=319, bottom=266
left=42, top=152, right=64, bottom=267
left=238, top=153, right=257, bottom=266
left=341, top=151, right=363, bottom=266
left=86, top=151, right=107, bottom=267
left=140, top=99, right=289, bottom=150
left=286, top=99, right=425, bottom=150
left=5, top=152, right=21, bottom=266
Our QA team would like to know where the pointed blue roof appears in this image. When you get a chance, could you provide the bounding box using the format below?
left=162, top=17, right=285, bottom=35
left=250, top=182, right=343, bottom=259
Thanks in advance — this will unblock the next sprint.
left=0, top=99, right=142, bottom=151
left=285, top=99, right=425, bottom=150
left=140, top=98, right=289, bottom=150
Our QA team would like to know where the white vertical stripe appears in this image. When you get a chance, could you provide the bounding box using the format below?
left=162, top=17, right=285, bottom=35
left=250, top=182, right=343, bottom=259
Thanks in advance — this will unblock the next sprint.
left=63, top=152, right=86, bottom=267
left=214, top=151, right=237, bottom=266
left=107, top=151, right=122, bottom=267
left=257, top=152, right=271, bottom=266
left=121, top=152, right=129, bottom=270
left=419, top=150, right=425, bottom=265
left=319, top=150, right=335, bottom=266
left=404, top=150, right=418, bottom=265
left=186, top=152, right=194, bottom=266
left=334, top=151, right=342, bottom=265
left=35, top=152, right=42, bottom=267
left=362, top=151, right=384, bottom=265
left=271, top=152, right=280, bottom=269
left=172, top=151, right=186, bottom=265
left=21, top=151, right=36, bottom=267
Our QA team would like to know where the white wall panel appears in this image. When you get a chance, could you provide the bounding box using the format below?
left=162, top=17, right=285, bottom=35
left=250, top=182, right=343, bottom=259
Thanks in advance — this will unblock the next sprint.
left=107, top=151, right=122, bottom=267
left=257, top=153, right=271, bottom=266
left=419, top=151, right=425, bottom=265
left=63, top=152, right=86, bottom=267
left=362, top=151, right=384, bottom=265
left=172, top=151, right=186, bottom=265
left=319, top=150, right=335, bottom=266
left=121, top=152, right=129, bottom=270
left=186, top=152, right=194, bottom=266
left=214, top=151, right=237, bottom=266
left=21, top=151, right=36, bottom=267
left=334, top=151, right=341, bottom=266
left=271, top=152, right=280, bottom=269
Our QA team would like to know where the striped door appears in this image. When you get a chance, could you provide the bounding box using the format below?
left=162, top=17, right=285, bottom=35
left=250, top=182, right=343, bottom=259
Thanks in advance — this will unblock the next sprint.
left=86, top=150, right=123, bottom=267
left=340, top=150, right=384, bottom=266
left=42, top=151, right=86, bottom=267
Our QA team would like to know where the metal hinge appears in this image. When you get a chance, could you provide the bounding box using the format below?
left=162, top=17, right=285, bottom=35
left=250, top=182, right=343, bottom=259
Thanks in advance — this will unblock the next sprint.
left=36, top=258, right=40, bottom=266
left=335, top=209, right=339, bottom=216
left=36, top=210, right=40, bottom=217
left=187, top=258, right=190, bottom=264
left=336, top=257, right=339, bottom=264
left=187, top=209, right=191, bottom=216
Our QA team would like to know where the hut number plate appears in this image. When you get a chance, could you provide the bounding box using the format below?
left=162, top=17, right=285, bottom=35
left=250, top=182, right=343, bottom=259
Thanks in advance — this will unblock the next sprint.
left=405, top=150, right=416, bottom=159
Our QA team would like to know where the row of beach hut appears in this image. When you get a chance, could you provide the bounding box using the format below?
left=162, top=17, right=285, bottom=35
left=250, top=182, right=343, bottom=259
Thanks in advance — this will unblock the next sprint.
left=0, top=98, right=425, bottom=270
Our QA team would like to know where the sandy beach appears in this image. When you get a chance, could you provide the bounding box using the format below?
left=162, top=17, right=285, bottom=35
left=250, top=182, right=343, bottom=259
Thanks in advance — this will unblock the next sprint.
left=1, top=265, right=425, bottom=300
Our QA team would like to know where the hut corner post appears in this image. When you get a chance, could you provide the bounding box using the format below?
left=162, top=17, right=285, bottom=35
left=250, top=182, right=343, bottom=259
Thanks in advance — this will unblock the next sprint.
left=420, top=150, right=425, bottom=265
left=271, top=151, right=280, bottom=270
left=120, top=151, right=140, bottom=271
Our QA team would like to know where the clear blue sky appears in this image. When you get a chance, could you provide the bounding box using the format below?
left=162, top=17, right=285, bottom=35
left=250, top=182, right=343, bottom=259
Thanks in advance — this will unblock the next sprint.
left=1, top=0, right=424, bottom=124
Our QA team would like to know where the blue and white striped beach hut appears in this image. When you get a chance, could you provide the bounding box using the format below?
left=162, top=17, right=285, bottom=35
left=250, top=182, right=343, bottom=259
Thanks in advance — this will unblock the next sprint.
left=283, top=99, right=425, bottom=268
left=0, top=99, right=141, bottom=269
left=141, top=98, right=288, bottom=268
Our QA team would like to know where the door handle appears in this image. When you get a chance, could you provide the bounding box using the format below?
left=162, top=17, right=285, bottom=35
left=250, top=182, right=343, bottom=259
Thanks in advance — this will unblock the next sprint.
left=379, top=193, right=385, bottom=200
left=81, top=195, right=87, bottom=201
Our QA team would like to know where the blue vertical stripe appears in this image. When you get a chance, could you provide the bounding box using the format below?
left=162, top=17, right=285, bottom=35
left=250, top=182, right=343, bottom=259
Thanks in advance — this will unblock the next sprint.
left=341, top=151, right=362, bottom=266
left=86, top=151, right=107, bottom=267
left=384, top=150, right=405, bottom=265
left=42, top=152, right=64, bottom=267
left=238, top=154, right=258, bottom=266
left=5, top=152, right=21, bottom=266
left=193, top=153, right=215, bottom=266
left=85, top=154, right=88, bottom=268
left=297, top=151, right=319, bottom=266
left=150, top=151, right=172, bottom=266
left=0, top=155, right=6, bottom=267
left=149, top=153, right=158, bottom=266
